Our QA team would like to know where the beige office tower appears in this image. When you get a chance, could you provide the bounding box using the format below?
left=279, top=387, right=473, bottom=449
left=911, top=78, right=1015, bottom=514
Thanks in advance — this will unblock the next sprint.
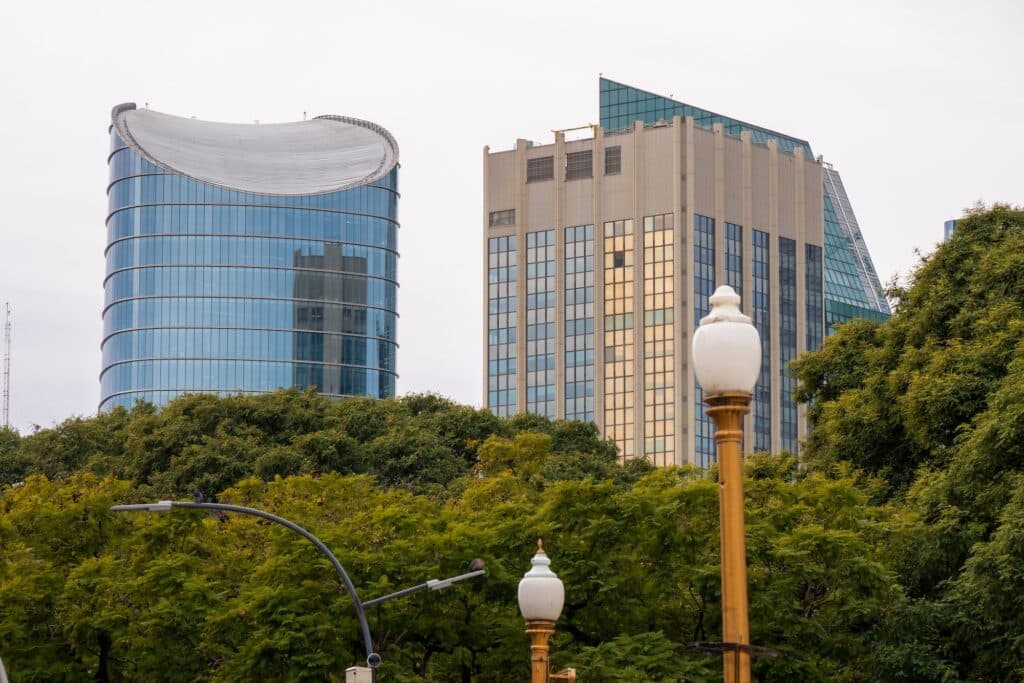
left=484, top=118, right=826, bottom=466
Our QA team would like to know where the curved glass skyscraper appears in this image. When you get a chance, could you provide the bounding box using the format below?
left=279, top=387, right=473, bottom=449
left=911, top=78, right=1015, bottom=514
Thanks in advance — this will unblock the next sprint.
left=101, top=103, right=400, bottom=411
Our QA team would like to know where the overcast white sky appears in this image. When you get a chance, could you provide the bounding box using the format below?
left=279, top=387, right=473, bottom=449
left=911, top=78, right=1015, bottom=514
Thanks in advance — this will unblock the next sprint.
left=0, top=0, right=1020, bottom=432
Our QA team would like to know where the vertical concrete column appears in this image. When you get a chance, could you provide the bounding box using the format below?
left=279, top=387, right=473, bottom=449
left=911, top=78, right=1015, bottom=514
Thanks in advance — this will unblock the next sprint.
left=631, top=120, right=645, bottom=460
left=671, top=116, right=685, bottom=466
left=767, top=140, right=781, bottom=454
left=553, top=133, right=567, bottom=420
left=740, top=132, right=755, bottom=452
left=683, top=117, right=697, bottom=464
left=713, top=123, right=726, bottom=279
left=794, top=148, right=808, bottom=448
left=482, top=145, right=491, bottom=408
left=593, top=128, right=606, bottom=432
left=515, top=139, right=529, bottom=415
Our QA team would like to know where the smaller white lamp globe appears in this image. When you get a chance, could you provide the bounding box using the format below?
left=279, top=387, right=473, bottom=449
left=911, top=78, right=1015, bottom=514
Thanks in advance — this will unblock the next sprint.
left=517, top=539, right=565, bottom=622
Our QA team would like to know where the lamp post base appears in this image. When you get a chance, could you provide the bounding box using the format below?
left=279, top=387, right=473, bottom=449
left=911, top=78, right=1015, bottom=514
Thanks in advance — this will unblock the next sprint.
left=525, top=619, right=556, bottom=683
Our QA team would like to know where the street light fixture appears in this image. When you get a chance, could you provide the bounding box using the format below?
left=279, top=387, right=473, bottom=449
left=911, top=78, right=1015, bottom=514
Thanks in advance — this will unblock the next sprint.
left=110, top=500, right=484, bottom=677
left=517, top=540, right=576, bottom=683
left=691, top=285, right=762, bottom=683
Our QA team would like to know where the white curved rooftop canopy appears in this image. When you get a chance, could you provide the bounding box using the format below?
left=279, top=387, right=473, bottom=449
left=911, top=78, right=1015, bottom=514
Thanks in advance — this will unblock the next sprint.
left=111, top=103, right=399, bottom=196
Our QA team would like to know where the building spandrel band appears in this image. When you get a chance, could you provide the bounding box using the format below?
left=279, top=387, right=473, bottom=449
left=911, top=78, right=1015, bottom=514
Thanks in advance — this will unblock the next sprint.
left=101, top=103, right=400, bottom=411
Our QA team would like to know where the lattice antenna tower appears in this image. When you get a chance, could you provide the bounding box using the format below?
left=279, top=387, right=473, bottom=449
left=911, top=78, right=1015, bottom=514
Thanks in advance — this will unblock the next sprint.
left=2, top=302, right=10, bottom=428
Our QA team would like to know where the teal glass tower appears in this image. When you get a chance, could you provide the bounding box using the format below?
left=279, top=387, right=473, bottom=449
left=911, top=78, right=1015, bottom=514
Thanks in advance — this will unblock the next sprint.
left=102, top=104, right=400, bottom=411
left=598, top=78, right=889, bottom=329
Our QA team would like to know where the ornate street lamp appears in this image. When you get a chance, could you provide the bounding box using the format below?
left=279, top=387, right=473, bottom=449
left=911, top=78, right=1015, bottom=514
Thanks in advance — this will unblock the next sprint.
left=691, top=285, right=761, bottom=683
left=517, top=540, right=576, bottom=683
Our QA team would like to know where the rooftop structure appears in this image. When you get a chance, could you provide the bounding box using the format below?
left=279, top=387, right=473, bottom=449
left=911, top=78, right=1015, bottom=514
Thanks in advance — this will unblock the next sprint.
left=599, top=78, right=890, bottom=327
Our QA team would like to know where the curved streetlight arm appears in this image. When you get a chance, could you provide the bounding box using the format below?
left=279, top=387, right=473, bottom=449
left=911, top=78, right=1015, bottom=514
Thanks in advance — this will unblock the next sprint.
left=110, top=501, right=378, bottom=668
left=362, top=569, right=485, bottom=608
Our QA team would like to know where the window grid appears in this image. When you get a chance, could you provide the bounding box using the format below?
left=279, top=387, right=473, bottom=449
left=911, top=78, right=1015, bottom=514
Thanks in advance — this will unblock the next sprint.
left=752, top=230, right=771, bottom=451
left=605, top=146, right=622, bottom=175
left=527, top=156, right=554, bottom=183
left=806, top=244, right=824, bottom=352
left=564, top=225, right=595, bottom=421
left=643, top=214, right=675, bottom=465
left=527, top=230, right=556, bottom=417
left=694, top=215, right=716, bottom=465
left=779, top=237, right=798, bottom=453
left=565, top=150, right=593, bottom=181
left=726, top=223, right=743, bottom=298
left=489, top=209, right=515, bottom=228
left=487, top=236, right=517, bottom=416
left=603, top=219, right=635, bottom=459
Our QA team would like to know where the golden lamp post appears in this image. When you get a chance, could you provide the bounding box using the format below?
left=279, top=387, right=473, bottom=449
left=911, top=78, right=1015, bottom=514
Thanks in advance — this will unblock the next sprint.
left=517, top=540, right=576, bottom=683
left=691, top=285, right=762, bottom=683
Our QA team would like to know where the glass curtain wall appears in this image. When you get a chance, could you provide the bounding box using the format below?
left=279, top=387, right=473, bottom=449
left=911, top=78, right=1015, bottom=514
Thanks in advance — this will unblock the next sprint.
left=102, top=131, right=400, bottom=410
left=752, top=230, right=772, bottom=451
left=603, top=219, right=635, bottom=459
left=642, top=213, right=675, bottom=465
left=564, top=225, right=595, bottom=421
left=487, top=235, right=518, bottom=416
left=693, top=215, right=716, bottom=466
left=526, top=230, right=556, bottom=417
left=779, top=237, right=798, bottom=453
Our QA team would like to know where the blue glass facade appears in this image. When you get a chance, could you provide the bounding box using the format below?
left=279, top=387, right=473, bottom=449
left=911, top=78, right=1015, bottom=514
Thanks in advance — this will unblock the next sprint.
left=726, top=223, right=743, bottom=297
left=752, top=230, right=772, bottom=451
left=779, top=237, right=798, bottom=453
left=564, top=225, right=595, bottom=421
left=526, top=230, right=556, bottom=417
left=694, top=215, right=716, bottom=465
left=487, top=235, right=517, bottom=416
left=806, top=244, right=824, bottom=352
left=101, top=130, right=400, bottom=411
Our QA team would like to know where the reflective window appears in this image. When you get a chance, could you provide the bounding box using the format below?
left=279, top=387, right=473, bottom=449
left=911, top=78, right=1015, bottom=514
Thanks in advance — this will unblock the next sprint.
left=752, top=230, right=771, bottom=451
left=489, top=209, right=515, bottom=228
left=806, top=244, right=824, bottom=351
left=102, top=329, right=396, bottom=373
left=693, top=215, right=716, bottom=466
left=526, top=230, right=555, bottom=417
left=603, top=219, right=635, bottom=459
left=107, top=208, right=398, bottom=252
left=779, top=236, right=798, bottom=453
left=726, top=223, right=743, bottom=297
left=487, top=235, right=518, bottom=416
left=105, top=267, right=396, bottom=311
left=106, top=237, right=396, bottom=281
left=564, top=225, right=594, bottom=422
left=643, top=214, right=674, bottom=465
left=104, top=298, right=396, bottom=340
left=100, top=360, right=394, bottom=409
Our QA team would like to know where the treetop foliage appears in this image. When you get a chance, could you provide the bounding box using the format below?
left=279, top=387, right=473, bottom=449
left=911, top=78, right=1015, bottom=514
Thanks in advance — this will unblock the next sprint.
left=5, top=205, right=1024, bottom=680
left=794, top=204, right=1024, bottom=679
